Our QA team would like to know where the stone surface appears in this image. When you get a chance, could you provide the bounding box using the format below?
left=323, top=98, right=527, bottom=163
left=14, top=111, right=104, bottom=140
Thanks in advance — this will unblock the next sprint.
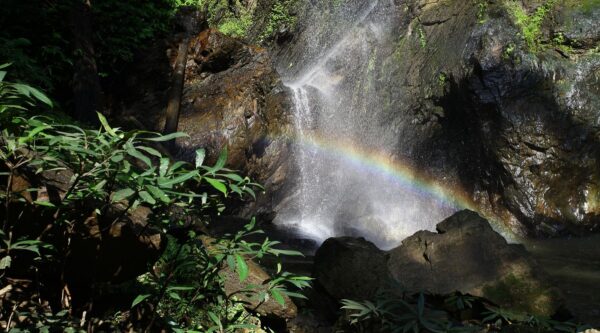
left=201, top=236, right=298, bottom=320
left=312, top=210, right=563, bottom=317
left=388, top=210, right=562, bottom=316
left=313, top=236, right=390, bottom=302
left=118, top=27, right=294, bottom=215
left=176, top=29, right=294, bottom=196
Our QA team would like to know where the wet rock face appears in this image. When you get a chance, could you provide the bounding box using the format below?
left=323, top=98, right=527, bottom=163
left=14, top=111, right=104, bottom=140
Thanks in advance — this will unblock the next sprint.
left=312, top=210, right=563, bottom=317
left=274, top=0, right=600, bottom=236
left=176, top=29, right=294, bottom=192
left=118, top=25, right=294, bottom=214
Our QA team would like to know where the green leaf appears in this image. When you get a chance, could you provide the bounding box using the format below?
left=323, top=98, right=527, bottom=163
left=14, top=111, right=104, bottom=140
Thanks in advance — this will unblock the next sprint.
left=270, top=288, right=286, bottom=307
left=204, top=177, right=227, bottom=196
left=28, top=86, right=53, bottom=107
left=97, top=112, right=118, bottom=137
left=92, top=180, right=107, bottom=192
left=131, top=294, right=151, bottom=308
left=0, top=71, right=6, bottom=82
left=168, top=292, right=182, bottom=301
left=209, top=147, right=227, bottom=174
left=145, top=132, right=188, bottom=142
left=0, top=256, right=11, bottom=270
left=139, top=191, right=156, bottom=205
left=235, top=254, right=249, bottom=282
left=208, top=311, right=221, bottom=326
left=195, top=148, right=206, bottom=168
left=159, top=158, right=170, bottom=177
left=269, top=249, right=304, bottom=257
left=158, top=171, right=198, bottom=188
left=222, top=173, right=244, bottom=182
left=146, top=185, right=170, bottom=203
left=112, top=188, right=135, bottom=202
left=137, top=146, right=162, bottom=158
left=33, top=200, right=56, bottom=208
left=127, top=147, right=152, bottom=167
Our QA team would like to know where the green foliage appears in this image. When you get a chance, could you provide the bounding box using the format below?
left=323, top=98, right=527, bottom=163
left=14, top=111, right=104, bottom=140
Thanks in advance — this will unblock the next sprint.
left=259, top=0, right=298, bottom=43
left=191, top=0, right=256, bottom=38
left=417, top=25, right=427, bottom=49
left=477, top=0, right=489, bottom=24
left=341, top=293, right=463, bottom=333
left=218, top=14, right=254, bottom=38
left=132, top=219, right=311, bottom=332
left=0, top=67, right=311, bottom=331
left=340, top=289, right=588, bottom=333
left=505, top=0, right=558, bottom=51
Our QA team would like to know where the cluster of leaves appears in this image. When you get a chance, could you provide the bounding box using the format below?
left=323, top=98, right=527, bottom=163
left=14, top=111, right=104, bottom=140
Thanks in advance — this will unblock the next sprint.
left=258, top=0, right=298, bottom=43
left=340, top=290, right=591, bottom=333
left=0, top=66, right=311, bottom=331
left=132, top=218, right=311, bottom=332
left=504, top=0, right=558, bottom=52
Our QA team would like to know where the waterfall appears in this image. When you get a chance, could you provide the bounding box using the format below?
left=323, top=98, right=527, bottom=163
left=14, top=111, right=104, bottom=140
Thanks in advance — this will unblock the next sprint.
left=275, top=0, right=458, bottom=249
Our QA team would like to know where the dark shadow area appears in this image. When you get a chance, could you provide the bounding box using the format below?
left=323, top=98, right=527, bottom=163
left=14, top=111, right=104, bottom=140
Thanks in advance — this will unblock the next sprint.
left=416, top=56, right=600, bottom=238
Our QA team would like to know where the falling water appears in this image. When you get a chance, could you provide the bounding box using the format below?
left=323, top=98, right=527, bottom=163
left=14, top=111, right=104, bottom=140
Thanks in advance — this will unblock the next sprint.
left=274, top=0, right=459, bottom=249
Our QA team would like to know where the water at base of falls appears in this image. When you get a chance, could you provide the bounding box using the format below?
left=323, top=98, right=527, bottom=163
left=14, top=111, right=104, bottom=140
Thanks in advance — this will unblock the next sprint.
left=273, top=0, right=459, bottom=250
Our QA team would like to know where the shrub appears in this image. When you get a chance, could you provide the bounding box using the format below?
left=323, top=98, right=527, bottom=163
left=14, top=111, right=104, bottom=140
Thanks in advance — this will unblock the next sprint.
left=0, top=65, right=310, bottom=331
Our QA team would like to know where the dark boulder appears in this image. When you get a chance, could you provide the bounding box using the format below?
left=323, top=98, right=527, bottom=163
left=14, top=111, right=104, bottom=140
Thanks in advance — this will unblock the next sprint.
left=312, top=237, right=390, bottom=301
left=388, top=210, right=562, bottom=316
left=312, top=211, right=563, bottom=317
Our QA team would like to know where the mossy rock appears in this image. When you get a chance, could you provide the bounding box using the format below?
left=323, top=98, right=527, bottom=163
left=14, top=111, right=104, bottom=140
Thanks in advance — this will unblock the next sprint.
left=483, top=274, right=563, bottom=316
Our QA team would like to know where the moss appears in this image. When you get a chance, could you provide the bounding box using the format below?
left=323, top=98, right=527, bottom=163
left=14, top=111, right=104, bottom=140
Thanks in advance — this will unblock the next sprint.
left=191, top=0, right=256, bottom=38
left=477, top=0, right=489, bottom=24
left=417, top=24, right=427, bottom=49
left=504, top=0, right=558, bottom=52
left=574, top=0, right=600, bottom=14
left=483, top=274, right=559, bottom=316
left=258, top=0, right=297, bottom=43
left=217, top=15, right=253, bottom=37
left=437, top=72, right=448, bottom=86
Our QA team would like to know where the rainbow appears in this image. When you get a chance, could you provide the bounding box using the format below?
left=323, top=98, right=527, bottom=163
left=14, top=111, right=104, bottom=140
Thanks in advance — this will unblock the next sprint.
left=272, top=131, right=520, bottom=242
left=284, top=132, right=478, bottom=211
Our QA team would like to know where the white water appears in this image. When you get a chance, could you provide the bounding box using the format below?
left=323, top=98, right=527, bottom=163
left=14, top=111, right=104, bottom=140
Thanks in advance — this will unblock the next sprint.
left=275, top=1, right=458, bottom=249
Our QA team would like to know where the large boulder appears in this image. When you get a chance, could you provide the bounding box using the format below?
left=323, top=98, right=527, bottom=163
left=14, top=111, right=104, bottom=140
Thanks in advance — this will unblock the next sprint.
left=312, top=210, right=562, bottom=317
left=313, top=237, right=389, bottom=301
left=200, top=236, right=298, bottom=321
left=388, top=210, right=562, bottom=316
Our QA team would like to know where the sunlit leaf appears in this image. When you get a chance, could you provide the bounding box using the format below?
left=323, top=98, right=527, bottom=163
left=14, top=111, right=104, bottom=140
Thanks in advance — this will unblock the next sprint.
left=205, top=177, right=227, bottom=196
left=235, top=254, right=248, bottom=282
left=195, top=148, right=206, bottom=168
left=112, top=188, right=135, bottom=202
left=131, top=294, right=151, bottom=308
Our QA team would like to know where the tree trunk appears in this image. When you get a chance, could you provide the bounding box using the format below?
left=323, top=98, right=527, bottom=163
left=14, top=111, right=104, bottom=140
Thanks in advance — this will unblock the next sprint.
left=70, top=0, right=102, bottom=125
left=163, top=38, right=190, bottom=137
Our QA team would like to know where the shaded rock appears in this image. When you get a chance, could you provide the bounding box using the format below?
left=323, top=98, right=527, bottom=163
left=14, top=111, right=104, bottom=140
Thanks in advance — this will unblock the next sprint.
left=201, top=236, right=297, bottom=321
left=312, top=237, right=389, bottom=301
left=221, top=258, right=298, bottom=320
left=312, top=211, right=563, bottom=317
left=387, top=210, right=562, bottom=316
left=175, top=29, right=293, bottom=187
left=118, top=28, right=294, bottom=215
